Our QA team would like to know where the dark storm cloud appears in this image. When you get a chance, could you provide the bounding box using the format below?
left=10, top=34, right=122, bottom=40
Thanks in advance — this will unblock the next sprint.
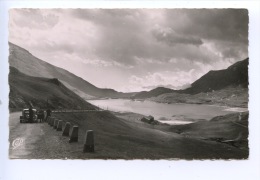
left=165, top=9, right=248, bottom=42
left=160, top=9, right=248, bottom=62
left=69, top=9, right=248, bottom=66
left=69, top=9, right=207, bottom=66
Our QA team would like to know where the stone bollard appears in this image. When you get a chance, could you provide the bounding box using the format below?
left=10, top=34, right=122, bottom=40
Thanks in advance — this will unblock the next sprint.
left=57, top=120, right=63, bottom=131
left=69, top=126, right=78, bottom=143
left=62, top=122, right=71, bottom=136
left=53, top=119, right=58, bottom=129
left=83, top=130, right=94, bottom=153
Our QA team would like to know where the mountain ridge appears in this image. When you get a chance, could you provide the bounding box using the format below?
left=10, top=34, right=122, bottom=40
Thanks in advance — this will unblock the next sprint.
left=9, top=42, right=248, bottom=101
left=132, top=87, right=175, bottom=99
left=182, top=58, right=248, bottom=94
left=133, top=58, right=248, bottom=99
left=9, top=66, right=96, bottom=110
left=9, top=42, right=135, bottom=99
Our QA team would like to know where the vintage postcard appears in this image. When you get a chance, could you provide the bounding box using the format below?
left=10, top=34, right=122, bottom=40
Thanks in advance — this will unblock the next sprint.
left=8, top=8, right=249, bottom=160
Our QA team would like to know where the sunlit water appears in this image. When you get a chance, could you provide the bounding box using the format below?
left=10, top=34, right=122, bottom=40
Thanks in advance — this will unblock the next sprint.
left=88, top=99, right=248, bottom=125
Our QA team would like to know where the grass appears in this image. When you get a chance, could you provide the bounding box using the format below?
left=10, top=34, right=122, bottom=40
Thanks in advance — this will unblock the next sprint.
left=9, top=67, right=95, bottom=110
left=52, top=110, right=249, bottom=159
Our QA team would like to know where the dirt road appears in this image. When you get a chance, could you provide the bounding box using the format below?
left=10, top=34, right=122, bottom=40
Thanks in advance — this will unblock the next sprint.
left=9, top=112, right=75, bottom=159
left=9, top=112, right=44, bottom=158
left=9, top=111, right=249, bottom=159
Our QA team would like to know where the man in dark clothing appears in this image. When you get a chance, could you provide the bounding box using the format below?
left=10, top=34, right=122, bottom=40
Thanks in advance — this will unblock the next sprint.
left=29, top=107, right=33, bottom=123
left=46, top=109, right=51, bottom=121
left=38, top=109, right=44, bottom=123
left=46, top=109, right=52, bottom=122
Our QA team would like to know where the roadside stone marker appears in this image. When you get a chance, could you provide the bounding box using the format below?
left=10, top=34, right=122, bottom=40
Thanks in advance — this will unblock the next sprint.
left=62, top=122, right=71, bottom=136
left=69, top=126, right=78, bottom=143
left=57, top=120, right=63, bottom=131
left=53, top=119, right=58, bottom=129
left=83, top=130, right=94, bottom=153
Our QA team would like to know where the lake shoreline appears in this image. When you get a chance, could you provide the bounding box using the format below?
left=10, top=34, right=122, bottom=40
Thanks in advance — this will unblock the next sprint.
left=88, top=98, right=248, bottom=126
left=147, top=87, right=248, bottom=108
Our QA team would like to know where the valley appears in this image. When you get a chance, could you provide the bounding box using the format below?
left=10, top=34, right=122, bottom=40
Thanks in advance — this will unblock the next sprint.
left=8, top=42, right=249, bottom=159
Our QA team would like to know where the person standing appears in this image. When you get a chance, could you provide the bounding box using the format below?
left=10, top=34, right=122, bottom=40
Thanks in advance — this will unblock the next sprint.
left=46, top=109, right=52, bottom=119
left=29, top=106, right=33, bottom=123
left=38, top=109, right=44, bottom=123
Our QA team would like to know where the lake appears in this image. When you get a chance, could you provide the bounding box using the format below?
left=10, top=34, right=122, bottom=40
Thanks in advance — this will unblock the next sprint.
left=88, top=99, right=248, bottom=125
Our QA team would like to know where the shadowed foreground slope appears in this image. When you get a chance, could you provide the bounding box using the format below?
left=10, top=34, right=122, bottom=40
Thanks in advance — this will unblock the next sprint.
left=170, top=112, right=249, bottom=150
left=49, top=111, right=248, bottom=159
left=9, top=67, right=96, bottom=110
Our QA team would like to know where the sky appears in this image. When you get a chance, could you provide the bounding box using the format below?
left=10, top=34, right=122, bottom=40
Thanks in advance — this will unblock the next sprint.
left=9, top=9, right=248, bottom=92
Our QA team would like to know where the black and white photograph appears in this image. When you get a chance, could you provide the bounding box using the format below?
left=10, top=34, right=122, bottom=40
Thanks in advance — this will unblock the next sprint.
left=7, top=8, right=250, bottom=159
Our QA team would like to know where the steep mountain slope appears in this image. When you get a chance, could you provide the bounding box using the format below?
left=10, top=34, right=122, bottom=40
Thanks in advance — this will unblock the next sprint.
left=133, top=87, right=175, bottom=99
left=133, top=58, right=248, bottom=99
left=182, top=58, right=248, bottom=94
left=9, top=42, right=135, bottom=99
left=9, top=66, right=96, bottom=110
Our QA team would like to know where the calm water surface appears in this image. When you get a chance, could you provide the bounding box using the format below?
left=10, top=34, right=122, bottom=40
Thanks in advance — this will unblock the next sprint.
left=88, top=99, right=248, bottom=125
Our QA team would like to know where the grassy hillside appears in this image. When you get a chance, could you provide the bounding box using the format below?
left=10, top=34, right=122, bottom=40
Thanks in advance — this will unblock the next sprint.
left=9, top=42, right=135, bottom=99
left=182, top=58, right=248, bottom=94
left=51, top=111, right=248, bottom=159
left=9, top=67, right=96, bottom=110
left=169, top=112, right=249, bottom=150
left=133, top=58, right=248, bottom=108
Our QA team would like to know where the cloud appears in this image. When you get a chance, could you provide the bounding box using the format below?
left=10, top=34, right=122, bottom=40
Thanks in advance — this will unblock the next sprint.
left=127, top=70, right=197, bottom=92
left=152, top=26, right=203, bottom=46
left=165, top=9, right=248, bottom=43
left=10, top=9, right=59, bottom=29
left=9, top=9, right=249, bottom=92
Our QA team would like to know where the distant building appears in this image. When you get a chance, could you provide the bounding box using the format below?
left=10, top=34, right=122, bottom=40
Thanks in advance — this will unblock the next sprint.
left=140, top=115, right=159, bottom=125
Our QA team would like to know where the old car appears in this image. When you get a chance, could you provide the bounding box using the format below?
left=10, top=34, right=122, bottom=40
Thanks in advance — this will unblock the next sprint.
left=20, top=108, right=38, bottom=123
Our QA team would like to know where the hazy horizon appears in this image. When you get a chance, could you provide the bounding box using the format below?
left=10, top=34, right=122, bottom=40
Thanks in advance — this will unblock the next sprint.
left=9, top=9, right=248, bottom=92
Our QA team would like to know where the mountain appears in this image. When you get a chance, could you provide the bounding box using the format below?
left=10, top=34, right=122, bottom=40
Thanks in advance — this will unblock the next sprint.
left=133, top=58, right=248, bottom=99
left=9, top=66, right=96, bottom=110
left=182, top=58, right=248, bottom=94
left=9, top=42, right=135, bottom=99
left=132, top=87, right=175, bottom=99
